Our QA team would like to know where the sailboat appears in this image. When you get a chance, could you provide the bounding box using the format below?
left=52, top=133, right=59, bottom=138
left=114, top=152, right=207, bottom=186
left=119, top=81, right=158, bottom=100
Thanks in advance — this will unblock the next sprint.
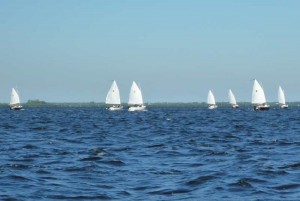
left=9, top=88, right=23, bottom=110
left=278, top=86, right=288, bottom=109
left=128, top=81, right=146, bottom=111
left=105, top=80, right=123, bottom=110
left=207, top=90, right=218, bottom=109
left=251, top=79, right=270, bottom=111
left=228, top=89, right=239, bottom=108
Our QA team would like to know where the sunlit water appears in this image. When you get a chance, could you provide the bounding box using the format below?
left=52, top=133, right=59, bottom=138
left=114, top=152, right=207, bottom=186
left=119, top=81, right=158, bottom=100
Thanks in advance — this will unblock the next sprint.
left=1, top=107, right=300, bottom=200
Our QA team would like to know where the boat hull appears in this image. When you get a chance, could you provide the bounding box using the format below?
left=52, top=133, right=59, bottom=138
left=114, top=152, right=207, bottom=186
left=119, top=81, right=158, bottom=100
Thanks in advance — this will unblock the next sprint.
left=128, top=105, right=146, bottom=112
left=10, top=105, right=23, bottom=110
left=254, top=105, right=270, bottom=111
left=280, top=104, right=288, bottom=109
left=107, top=105, right=123, bottom=111
left=208, top=105, right=218, bottom=109
left=232, top=104, right=239, bottom=108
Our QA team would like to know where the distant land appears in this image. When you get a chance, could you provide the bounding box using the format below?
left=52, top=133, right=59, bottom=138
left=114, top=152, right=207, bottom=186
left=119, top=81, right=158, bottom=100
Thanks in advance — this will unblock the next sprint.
left=1, top=100, right=300, bottom=108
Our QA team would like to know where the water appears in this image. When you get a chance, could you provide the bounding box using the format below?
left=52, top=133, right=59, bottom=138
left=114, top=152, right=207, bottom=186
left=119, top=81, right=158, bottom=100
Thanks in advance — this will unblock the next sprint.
left=1, top=106, right=300, bottom=200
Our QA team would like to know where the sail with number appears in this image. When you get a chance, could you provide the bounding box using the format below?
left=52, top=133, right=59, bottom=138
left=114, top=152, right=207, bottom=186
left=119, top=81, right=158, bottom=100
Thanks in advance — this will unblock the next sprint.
left=106, top=80, right=121, bottom=105
left=252, top=79, right=267, bottom=104
left=251, top=79, right=270, bottom=111
left=128, top=81, right=143, bottom=105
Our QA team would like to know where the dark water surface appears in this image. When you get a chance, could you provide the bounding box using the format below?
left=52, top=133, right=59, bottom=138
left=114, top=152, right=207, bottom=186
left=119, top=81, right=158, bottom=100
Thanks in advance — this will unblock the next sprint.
left=1, top=107, right=300, bottom=200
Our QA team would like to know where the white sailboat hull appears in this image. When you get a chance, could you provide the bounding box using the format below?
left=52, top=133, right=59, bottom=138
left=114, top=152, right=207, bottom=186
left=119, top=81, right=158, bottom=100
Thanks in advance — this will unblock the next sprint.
left=10, top=105, right=23, bottom=110
left=107, top=105, right=123, bottom=111
left=280, top=104, right=288, bottom=109
left=208, top=105, right=218, bottom=109
left=231, top=104, right=239, bottom=108
left=128, top=105, right=146, bottom=112
left=254, top=104, right=270, bottom=111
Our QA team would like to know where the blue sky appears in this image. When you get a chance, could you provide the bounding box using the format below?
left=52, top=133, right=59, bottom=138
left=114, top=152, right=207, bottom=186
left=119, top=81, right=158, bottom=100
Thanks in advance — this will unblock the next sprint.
left=0, top=0, right=299, bottom=102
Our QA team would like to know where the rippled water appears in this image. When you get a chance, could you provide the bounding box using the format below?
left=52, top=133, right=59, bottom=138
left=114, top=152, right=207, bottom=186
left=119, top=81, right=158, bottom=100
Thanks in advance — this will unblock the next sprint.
left=1, top=106, right=300, bottom=200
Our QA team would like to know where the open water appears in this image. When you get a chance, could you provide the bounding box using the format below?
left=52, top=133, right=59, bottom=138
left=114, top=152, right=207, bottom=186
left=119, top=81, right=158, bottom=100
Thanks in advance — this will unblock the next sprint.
left=0, top=106, right=300, bottom=200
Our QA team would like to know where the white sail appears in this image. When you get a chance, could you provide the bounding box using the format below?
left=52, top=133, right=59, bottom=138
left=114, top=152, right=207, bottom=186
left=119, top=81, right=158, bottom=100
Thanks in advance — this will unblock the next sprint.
left=105, top=80, right=121, bottom=105
left=10, top=88, right=20, bottom=105
left=278, top=86, right=286, bottom=105
left=128, top=81, right=143, bottom=105
left=207, top=90, right=216, bottom=105
left=228, top=89, right=237, bottom=105
left=252, top=79, right=267, bottom=104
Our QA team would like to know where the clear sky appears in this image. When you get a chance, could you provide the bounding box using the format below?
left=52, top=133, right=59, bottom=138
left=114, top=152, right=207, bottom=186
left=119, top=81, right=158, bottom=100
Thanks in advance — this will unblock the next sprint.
left=0, top=0, right=299, bottom=103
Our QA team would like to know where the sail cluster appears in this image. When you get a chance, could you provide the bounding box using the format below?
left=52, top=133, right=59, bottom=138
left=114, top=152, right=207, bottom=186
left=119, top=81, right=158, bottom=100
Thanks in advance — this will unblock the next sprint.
left=9, top=79, right=288, bottom=111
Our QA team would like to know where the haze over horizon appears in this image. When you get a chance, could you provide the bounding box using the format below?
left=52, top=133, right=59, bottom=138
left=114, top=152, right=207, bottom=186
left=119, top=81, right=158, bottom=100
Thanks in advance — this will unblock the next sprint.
left=1, top=0, right=299, bottom=103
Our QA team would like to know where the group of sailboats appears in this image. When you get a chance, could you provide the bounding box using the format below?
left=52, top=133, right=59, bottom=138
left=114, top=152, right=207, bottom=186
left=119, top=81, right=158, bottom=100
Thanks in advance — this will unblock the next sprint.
left=207, top=89, right=239, bottom=109
left=105, top=81, right=146, bottom=111
left=251, top=79, right=288, bottom=110
left=207, top=79, right=288, bottom=111
left=8, top=79, right=289, bottom=112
